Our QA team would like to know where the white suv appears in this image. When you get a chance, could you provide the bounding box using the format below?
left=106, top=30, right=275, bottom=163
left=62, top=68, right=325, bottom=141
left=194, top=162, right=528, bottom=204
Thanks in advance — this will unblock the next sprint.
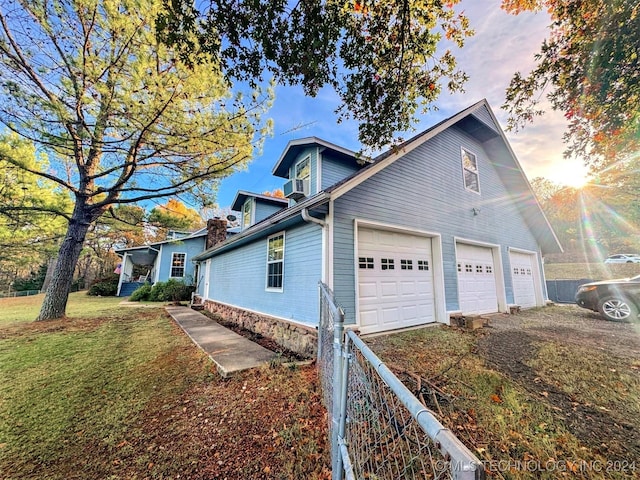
left=604, top=254, right=640, bottom=264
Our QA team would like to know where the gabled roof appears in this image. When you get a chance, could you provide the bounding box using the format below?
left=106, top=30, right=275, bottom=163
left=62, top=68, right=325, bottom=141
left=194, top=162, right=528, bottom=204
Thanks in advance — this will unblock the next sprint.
left=230, top=190, right=289, bottom=211
left=271, top=137, right=361, bottom=178
left=326, top=99, right=562, bottom=254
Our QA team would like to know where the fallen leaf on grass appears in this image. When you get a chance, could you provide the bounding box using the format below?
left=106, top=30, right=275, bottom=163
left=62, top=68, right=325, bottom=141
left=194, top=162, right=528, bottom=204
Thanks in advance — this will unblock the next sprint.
left=490, top=394, right=502, bottom=404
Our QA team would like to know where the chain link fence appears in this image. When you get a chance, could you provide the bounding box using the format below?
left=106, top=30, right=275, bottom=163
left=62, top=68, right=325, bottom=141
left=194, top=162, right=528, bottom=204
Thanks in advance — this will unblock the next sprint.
left=318, top=282, right=485, bottom=480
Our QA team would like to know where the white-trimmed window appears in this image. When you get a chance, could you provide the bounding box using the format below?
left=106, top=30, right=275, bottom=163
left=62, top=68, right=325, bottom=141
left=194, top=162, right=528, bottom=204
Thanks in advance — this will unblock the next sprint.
left=266, top=232, right=285, bottom=291
left=461, top=148, right=480, bottom=193
left=242, top=199, right=253, bottom=229
left=295, top=155, right=311, bottom=195
left=171, top=252, right=186, bottom=278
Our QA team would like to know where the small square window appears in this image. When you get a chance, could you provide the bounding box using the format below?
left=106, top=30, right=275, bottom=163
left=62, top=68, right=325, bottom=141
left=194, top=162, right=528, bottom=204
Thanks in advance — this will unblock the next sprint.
left=465, top=263, right=473, bottom=273
left=526, top=268, right=532, bottom=275
left=418, top=260, right=429, bottom=271
left=400, top=259, right=413, bottom=270
left=457, top=263, right=462, bottom=272
left=520, top=268, right=526, bottom=275
left=381, top=258, right=395, bottom=270
left=359, top=257, right=374, bottom=269
left=476, top=264, right=483, bottom=273
left=486, top=265, right=493, bottom=274
left=513, top=267, right=519, bottom=275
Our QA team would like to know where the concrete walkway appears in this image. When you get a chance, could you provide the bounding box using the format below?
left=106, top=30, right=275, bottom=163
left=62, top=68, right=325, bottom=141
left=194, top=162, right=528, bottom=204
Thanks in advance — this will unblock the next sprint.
left=165, top=306, right=278, bottom=378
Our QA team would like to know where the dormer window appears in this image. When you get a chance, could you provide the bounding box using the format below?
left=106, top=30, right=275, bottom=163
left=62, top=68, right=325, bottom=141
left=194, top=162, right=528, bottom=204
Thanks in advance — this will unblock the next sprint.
left=242, top=199, right=253, bottom=229
left=295, top=155, right=311, bottom=196
left=461, top=148, right=480, bottom=193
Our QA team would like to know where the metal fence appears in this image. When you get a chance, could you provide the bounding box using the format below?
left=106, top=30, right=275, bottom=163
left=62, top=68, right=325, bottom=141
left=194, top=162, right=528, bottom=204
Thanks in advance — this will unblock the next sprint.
left=318, top=282, right=485, bottom=480
left=546, top=279, right=593, bottom=303
left=0, top=289, right=42, bottom=299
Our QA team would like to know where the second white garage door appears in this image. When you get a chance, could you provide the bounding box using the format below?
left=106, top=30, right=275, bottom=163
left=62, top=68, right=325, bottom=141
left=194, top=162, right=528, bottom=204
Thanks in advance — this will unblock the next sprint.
left=456, top=243, right=499, bottom=315
left=357, top=228, right=435, bottom=334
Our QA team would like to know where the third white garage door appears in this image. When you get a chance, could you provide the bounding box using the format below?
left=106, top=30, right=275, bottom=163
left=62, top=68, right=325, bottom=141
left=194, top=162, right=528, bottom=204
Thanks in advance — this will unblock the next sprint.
left=357, top=227, right=435, bottom=334
left=456, top=243, right=499, bottom=315
left=510, top=251, right=538, bottom=308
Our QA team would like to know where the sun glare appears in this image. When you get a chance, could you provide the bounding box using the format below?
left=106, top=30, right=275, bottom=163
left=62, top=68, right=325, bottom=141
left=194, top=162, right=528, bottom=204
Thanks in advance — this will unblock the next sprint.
left=549, top=162, right=589, bottom=189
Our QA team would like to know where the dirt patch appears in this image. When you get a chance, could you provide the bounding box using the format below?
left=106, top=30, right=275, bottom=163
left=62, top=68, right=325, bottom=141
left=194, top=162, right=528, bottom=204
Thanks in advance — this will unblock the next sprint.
left=114, top=365, right=330, bottom=480
left=478, top=306, right=640, bottom=460
left=0, top=314, right=127, bottom=339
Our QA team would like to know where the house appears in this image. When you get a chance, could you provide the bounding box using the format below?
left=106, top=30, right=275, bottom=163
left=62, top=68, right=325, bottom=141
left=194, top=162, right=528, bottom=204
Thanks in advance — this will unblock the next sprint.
left=114, top=222, right=227, bottom=297
left=186, top=99, right=561, bottom=355
left=114, top=194, right=289, bottom=297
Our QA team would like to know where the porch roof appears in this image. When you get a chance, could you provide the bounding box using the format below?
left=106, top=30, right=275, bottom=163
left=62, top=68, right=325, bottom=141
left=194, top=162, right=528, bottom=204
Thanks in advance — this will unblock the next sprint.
left=117, top=246, right=158, bottom=265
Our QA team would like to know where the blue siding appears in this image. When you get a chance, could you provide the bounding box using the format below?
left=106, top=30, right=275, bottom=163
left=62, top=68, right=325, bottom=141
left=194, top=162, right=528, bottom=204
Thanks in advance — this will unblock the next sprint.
left=332, top=126, right=541, bottom=323
left=207, top=222, right=322, bottom=325
left=255, top=200, right=285, bottom=223
left=321, top=151, right=361, bottom=189
left=157, top=237, right=205, bottom=284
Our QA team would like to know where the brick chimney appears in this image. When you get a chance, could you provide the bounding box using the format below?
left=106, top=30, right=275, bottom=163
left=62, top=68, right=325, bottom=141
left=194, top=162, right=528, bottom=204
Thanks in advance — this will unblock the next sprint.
left=206, top=218, right=228, bottom=249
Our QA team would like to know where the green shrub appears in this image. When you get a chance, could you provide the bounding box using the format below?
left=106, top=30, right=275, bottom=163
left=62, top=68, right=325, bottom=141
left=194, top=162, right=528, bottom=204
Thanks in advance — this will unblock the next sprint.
left=129, top=279, right=194, bottom=303
left=87, top=274, right=119, bottom=296
left=129, top=283, right=153, bottom=301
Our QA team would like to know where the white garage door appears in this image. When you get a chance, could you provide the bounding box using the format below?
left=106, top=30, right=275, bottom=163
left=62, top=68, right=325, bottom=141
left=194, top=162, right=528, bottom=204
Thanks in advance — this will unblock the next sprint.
left=510, top=251, right=537, bottom=308
left=357, top=228, right=435, bottom=334
left=456, top=243, right=498, bottom=315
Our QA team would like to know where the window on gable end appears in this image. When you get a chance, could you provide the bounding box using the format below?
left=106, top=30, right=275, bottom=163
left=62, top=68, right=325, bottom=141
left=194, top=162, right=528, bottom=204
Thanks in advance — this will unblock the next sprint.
left=461, top=148, right=480, bottom=193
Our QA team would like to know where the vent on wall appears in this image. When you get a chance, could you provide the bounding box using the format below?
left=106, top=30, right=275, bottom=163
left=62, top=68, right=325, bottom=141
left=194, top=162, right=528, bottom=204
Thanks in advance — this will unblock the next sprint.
left=283, top=178, right=307, bottom=200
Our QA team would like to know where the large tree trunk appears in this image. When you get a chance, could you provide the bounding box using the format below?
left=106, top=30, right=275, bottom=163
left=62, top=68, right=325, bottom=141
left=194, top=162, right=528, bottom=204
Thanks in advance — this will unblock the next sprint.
left=36, top=206, right=93, bottom=321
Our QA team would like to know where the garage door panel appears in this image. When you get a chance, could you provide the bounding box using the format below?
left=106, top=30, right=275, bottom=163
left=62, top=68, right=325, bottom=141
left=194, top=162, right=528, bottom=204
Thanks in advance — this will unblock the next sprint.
left=359, top=282, right=378, bottom=300
left=360, top=309, right=378, bottom=327
left=380, top=282, right=399, bottom=297
left=382, top=307, right=401, bottom=325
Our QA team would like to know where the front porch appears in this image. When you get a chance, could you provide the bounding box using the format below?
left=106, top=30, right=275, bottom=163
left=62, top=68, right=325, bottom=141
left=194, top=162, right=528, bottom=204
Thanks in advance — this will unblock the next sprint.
left=116, top=246, right=158, bottom=297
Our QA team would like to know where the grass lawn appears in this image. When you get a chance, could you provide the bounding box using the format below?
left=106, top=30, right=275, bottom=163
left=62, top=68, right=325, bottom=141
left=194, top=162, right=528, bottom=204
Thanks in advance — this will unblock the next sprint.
left=0, top=292, right=126, bottom=325
left=544, top=262, right=640, bottom=280
left=0, top=294, right=329, bottom=480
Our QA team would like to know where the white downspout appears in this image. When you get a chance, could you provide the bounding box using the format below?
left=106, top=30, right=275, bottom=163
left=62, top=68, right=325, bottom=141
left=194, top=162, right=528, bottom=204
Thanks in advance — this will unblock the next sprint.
left=302, top=208, right=328, bottom=286
left=301, top=208, right=326, bottom=227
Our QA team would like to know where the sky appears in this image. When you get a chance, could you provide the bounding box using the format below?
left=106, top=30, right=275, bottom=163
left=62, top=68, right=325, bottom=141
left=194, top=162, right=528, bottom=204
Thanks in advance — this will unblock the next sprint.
left=213, top=0, right=588, bottom=210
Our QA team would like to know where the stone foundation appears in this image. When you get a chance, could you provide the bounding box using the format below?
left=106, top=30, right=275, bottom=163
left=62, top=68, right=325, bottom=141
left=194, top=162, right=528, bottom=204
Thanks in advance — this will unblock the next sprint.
left=199, top=298, right=318, bottom=358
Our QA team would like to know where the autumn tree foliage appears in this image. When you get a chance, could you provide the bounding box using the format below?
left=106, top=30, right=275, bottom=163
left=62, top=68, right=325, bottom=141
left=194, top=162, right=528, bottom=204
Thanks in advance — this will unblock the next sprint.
left=158, top=0, right=473, bottom=151
left=148, top=198, right=205, bottom=238
left=0, top=0, right=271, bottom=320
left=501, top=0, right=639, bottom=169
left=531, top=176, right=640, bottom=260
